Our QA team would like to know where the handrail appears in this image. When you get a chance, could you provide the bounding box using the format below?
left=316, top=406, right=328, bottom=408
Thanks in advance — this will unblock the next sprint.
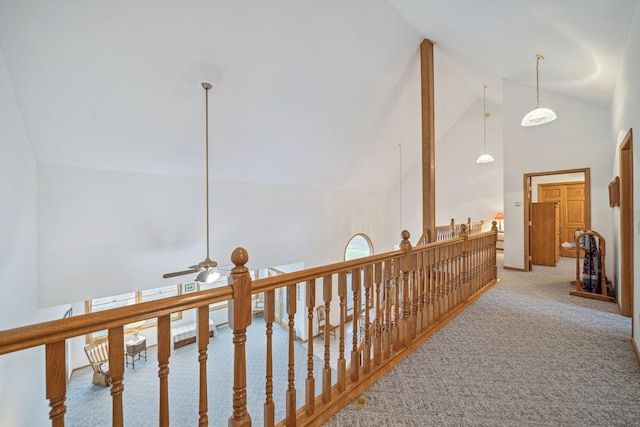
left=0, top=224, right=499, bottom=426
left=417, top=217, right=485, bottom=245
left=0, top=285, right=233, bottom=355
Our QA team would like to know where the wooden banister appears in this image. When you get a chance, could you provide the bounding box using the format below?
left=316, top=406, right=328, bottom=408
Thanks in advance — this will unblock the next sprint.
left=157, top=314, right=171, bottom=427
left=0, top=286, right=233, bottom=356
left=45, top=341, right=66, bottom=427
left=228, top=247, right=252, bottom=427
left=0, top=225, right=499, bottom=427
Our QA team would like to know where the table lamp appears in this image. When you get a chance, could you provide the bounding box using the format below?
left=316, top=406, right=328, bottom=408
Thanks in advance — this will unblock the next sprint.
left=126, top=320, right=146, bottom=342
left=494, top=212, right=504, bottom=231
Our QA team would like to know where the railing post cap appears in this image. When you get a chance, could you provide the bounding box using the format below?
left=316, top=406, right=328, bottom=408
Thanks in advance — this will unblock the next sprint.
left=401, top=230, right=410, bottom=241
left=231, top=247, right=249, bottom=267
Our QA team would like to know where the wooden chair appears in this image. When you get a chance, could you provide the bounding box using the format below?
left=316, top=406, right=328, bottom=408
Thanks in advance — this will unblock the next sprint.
left=84, top=340, right=111, bottom=387
left=316, top=306, right=336, bottom=339
left=252, top=292, right=265, bottom=317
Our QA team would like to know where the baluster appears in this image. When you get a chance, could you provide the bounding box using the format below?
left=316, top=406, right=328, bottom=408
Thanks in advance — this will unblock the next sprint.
left=157, top=314, right=171, bottom=427
left=373, top=262, right=383, bottom=366
left=457, top=242, right=466, bottom=303
left=285, top=283, right=297, bottom=425
left=322, top=275, right=333, bottom=403
left=392, top=259, right=401, bottom=351
left=436, top=247, right=447, bottom=319
left=197, top=306, right=210, bottom=426
left=350, top=268, right=360, bottom=382
left=382, top=260, right=392, bottom=359
left=228, top=247, right=252, bottom=427
left=446, top=246, right=453, bottom=314
left=108, top=326, right=125, bottom=427
left=362, top=266, right=372, bottom=374
left=305, top=280, right=315, bottom=414
left=416, top=253, right=425, bottom=334
left=264, top=289, right=275, bottom=427
left=337, top=272, right=347, bottom=392
left=410, top=253, right=418, bottom=340
left=45, top=341, right=66, bottom=427
left=461, top=225, right=470, bottom=299
left=447, top=245, right=458, bottom=308
left=427, top=250, right=434, bottom=326
left=382, top=261, right=393, bottom=360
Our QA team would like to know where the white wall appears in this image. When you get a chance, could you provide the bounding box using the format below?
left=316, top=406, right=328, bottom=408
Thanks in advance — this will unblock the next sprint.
left=611, top=1, right=640, bottom=346
left=435, top=99, right=504, bottom=230
left=38, top=165, right=388, bottom=306
left=0, top=47, right=56, bottom=427
left=502, top=80, right=612, bottom=271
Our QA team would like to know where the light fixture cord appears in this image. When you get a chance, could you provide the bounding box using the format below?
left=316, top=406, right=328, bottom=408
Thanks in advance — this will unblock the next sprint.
left=398, top=143, right=402, bottom=230
left=535, top=55, right=541, bottom=107
left=483, top=85, right=487, bottom=153
left=204, top=84, right=210, bottom=260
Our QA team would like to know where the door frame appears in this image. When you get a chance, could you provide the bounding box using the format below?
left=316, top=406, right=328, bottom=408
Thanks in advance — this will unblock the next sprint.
left=619, top=129, right=633, bottom=319
left=523, top=168, right=591, bottom=271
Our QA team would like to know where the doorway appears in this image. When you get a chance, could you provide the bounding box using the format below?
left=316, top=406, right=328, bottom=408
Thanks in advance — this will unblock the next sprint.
left=523, top=168, right=591, bottom=271
left=619, top=129, right=633, bottom=319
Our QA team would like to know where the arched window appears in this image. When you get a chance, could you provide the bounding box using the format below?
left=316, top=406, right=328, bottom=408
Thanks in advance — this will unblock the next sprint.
left=344, top=234, right=373, bottom=320
left=344, top=233, right=373, bottom=261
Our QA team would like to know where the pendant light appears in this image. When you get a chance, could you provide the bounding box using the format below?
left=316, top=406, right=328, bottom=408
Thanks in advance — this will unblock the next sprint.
left=521, top=54, right=557, bottom=127
left=476, top=85, right=495, bottom=164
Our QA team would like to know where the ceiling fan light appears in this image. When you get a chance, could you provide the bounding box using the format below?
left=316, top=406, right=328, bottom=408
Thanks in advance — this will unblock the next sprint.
left=476, top=153, right=495, bottom=163
left=195, top=268, right=221, bottom=284
left=521, top=107, right=557, bottom=126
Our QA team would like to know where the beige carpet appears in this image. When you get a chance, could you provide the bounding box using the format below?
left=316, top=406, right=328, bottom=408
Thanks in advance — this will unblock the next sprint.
left=324, top=254, right=639, bottom=426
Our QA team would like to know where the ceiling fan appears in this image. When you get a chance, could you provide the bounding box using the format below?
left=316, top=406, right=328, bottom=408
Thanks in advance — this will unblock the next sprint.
left=163, top=81, right=220, bottom=284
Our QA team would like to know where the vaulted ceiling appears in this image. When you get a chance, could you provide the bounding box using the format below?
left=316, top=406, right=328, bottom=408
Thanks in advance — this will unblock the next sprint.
left=1, top=0, right=637, bottom=192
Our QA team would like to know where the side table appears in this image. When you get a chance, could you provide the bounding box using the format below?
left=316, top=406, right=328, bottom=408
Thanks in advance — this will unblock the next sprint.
left=125, top=336, right=147, bottom=369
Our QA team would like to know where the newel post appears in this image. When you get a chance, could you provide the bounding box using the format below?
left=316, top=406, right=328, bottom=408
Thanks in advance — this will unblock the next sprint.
left=228, top=247, right=252, bottom=427
left=398, top=230, right=413, bottom=347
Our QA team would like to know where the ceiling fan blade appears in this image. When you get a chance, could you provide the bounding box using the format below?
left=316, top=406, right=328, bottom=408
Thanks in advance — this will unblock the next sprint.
left=162, top=269, right=198, bottom=279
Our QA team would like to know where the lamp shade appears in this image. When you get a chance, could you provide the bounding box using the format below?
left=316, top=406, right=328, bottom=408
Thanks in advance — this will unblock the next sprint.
left=476, top=153, right=495, bottom=163
left=494, top=212, right=504, bottom=220
left=195, top=267, right=221, bottom=284
left=521, top=107, right=557, bottom=127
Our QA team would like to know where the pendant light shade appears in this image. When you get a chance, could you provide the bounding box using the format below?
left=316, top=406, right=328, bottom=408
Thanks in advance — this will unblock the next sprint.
left=476, top=85, right=495, bottom=164
left=521, top=55, right=557, bottom=127
left=476, top=153, right=495, bottom=163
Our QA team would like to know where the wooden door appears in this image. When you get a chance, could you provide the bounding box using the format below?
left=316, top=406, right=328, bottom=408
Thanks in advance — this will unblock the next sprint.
left=530, top=202, right=559, bottom=266
left=539, top=182, right=586, bottom=257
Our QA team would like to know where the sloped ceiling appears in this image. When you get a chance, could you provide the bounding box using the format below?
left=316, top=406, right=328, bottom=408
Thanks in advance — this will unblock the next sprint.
left=0, top=0, right=637, bottom=192
left=0, top=0, right=424, bottom=192
left=391, top=0, right=638, bottom=106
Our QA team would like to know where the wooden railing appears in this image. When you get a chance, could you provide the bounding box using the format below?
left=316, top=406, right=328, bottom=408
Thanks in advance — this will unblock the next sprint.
left=417, top=217, right=486, bottom=245
left=0, top=225, right=498, bottom=426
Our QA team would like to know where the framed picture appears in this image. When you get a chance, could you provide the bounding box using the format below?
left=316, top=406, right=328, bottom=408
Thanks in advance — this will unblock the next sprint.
left=183, top=283, right=196, bottom=293
left=608, top=176, right=620, bottom=207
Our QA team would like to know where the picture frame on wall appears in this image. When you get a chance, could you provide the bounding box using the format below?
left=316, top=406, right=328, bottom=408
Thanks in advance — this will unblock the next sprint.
left=608, top=176, right=620, bottom=207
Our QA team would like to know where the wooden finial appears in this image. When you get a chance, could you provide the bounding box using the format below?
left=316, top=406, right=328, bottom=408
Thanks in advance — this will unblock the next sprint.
left=231, top=247, right=248, bottom=267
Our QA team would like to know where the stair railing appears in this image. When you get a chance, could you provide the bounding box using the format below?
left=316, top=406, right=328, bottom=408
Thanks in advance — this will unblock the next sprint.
left=0, top=225, right=498, bottom=427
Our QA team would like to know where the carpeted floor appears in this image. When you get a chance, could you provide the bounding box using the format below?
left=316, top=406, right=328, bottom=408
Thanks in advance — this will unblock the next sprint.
left=66, top=318, right=329, bottom=426
left=324, top=254, right=640, bottom=426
